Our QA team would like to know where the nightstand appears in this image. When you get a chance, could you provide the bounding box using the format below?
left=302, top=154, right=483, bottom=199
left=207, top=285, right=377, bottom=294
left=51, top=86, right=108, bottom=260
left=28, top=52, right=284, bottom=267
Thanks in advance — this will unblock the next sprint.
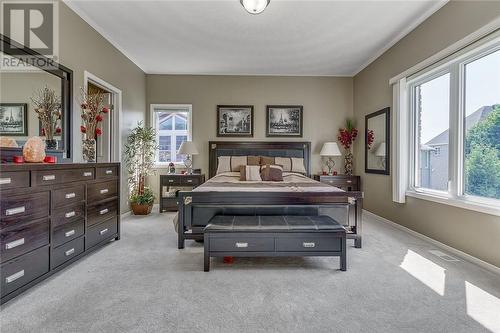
left=313, top=174, right=360, bottom=191
left=160, top=174, right=205, bottom=212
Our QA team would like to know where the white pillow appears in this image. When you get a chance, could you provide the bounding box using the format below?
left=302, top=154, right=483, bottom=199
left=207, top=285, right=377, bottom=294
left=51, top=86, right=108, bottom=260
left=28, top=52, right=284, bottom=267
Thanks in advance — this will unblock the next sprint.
left=216, top=156, right=231, bottom=174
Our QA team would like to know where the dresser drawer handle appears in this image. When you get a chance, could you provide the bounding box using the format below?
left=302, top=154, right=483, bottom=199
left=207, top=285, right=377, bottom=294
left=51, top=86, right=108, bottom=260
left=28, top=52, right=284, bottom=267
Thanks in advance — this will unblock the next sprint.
left=5, top=238, right=25, bottom=250
left=65, top=192, right=76, bottom=199
left=187, top=179, right=193, bottom=183
left=100, top=188, right=109, bottom=194
left=83, top=172, right=93, bottom=177
left=0, top=177, right=11, bottom=185
left=5, top=206, right=25, bottom=216
left=65, top=211, right=76, bottom=218
left=235, top=242, right=248, bottom=248
left=302, top=242, right=316, bottom=248
left=42, top=174, right=56, bottom=181
left=99, top=208, right=109, bottom=215
left=65, top=248, right=75, bottom=256
left=105, top=169, right=113, bottom=175
left=100, top=228, right=109, bottom=235
left=6, top=270, right=24, bottom=284
left=65, top=229, right=75, bottom=237
left=168, top=179, right=174, bottom=183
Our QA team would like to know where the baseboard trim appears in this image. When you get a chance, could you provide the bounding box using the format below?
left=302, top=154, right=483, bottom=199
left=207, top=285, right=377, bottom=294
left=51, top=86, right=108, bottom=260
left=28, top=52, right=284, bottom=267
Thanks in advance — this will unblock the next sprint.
left=363, top=209, right=500, bottom=276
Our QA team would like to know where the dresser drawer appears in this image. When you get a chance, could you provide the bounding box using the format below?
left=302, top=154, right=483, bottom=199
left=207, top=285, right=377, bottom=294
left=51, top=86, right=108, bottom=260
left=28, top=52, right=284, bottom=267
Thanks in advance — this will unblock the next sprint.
left=87, top=180, right=118, bottom=202
left=181, top=176, right=200, bottom=186
left=0, top=171, right=29, bottom=190
left=1, top=245, right=49, bottom=297
left=53, top=219, right=84, bottom=247
left=52, top=204, right=85, bottom=228
left=0, top=218, right=49, bottom=263
left=96, top=166, right=118, bottom=179
left=32, top=168, right=94, bottom=186
left=0, top=192, right=49, bottom=225
left=275, top=235, right=341, bottom=252
left=51, top=236, right=84, bottom=269
left=52, top=185, right=85, bottom=209
left=163, top=176, right=182, bottom=186
left=87, top=200, right=118, bottom=227
left=209, top=237, right=274, bottom=252
left=86, top=217, right=118, bottom=249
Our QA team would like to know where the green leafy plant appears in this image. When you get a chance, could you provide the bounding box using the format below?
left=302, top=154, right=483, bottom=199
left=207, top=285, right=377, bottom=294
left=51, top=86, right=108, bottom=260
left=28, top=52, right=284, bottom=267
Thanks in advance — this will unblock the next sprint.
left=124, top=121, right=158, bottom=205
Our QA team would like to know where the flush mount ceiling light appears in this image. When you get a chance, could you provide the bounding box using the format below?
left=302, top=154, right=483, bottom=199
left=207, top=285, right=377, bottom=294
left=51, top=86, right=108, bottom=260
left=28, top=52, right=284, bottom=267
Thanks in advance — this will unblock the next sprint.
left=240, top=0, right=270, bottom=15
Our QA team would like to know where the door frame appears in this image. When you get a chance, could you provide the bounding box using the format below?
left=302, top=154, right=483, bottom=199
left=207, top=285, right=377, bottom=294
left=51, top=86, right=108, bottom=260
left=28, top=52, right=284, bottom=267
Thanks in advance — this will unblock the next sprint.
left=84, top=71, right=122, bottom=163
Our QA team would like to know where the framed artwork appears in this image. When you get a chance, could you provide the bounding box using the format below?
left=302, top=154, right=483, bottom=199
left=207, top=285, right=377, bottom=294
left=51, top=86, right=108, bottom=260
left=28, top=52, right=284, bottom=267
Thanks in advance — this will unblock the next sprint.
left=0, top=103, right=28, bottom=136
left=217, top=105, right=254, bottom=137
left=365, top=107, right=390, bottom=175
left=266, top=105, right=303, bottom=137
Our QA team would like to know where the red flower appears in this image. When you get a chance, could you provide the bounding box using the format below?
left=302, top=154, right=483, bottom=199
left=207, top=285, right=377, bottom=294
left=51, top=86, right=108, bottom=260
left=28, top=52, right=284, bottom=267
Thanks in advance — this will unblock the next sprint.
left=41, top=128, right=46, bottom=136
left=55, top=127, right=62, bottom=134
left=95, top=128, right=102, bottom=136
left=102, top=107, right=109, bottom=114
left=367, top=130, right=374, bottom=149
left=80, top=126, right=86, bottom=133
left=96, top=114, right=103, bottom=122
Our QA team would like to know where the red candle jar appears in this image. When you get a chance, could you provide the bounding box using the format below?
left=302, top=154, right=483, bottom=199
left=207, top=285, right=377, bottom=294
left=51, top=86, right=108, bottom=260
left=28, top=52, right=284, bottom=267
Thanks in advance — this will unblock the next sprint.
left=44, top=156, right=57, bottom=163
left=13, top=156, right=24, bottom=163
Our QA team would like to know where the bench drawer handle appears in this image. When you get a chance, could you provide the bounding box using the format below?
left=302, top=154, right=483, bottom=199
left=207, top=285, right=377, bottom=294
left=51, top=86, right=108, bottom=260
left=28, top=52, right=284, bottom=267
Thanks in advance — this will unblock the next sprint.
left=6, top=206, right=25, bottom=216
left=65, top=248, right=75, bottom=256
left=65, top=211, right=76, bottom=218
left=235, top=242, right=248, bottom=248
left=65, top=192, right=76, bottom=199
left=105, top=170, right=113, bottom=175
left=6, top=238, right=25, bottom=250
left=100, top=228, right=109, bottom=235
left=6, top=270, right=24, bottom=283
left=0, top=177, right=11, bottom=185
left=83, top=172, right=92, bottom=177
left=65, top=229, right=75, bottom=237
left=302, top=242, right=316, bottom=248
left=100, top=188, right=109, bottom=194
left=99, top=208, right=109, bottom=215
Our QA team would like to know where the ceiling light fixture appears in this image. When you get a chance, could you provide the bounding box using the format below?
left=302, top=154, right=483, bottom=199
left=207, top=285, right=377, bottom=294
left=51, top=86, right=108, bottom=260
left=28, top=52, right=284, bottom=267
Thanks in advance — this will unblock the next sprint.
left=240, top=0, right=270, bottom=15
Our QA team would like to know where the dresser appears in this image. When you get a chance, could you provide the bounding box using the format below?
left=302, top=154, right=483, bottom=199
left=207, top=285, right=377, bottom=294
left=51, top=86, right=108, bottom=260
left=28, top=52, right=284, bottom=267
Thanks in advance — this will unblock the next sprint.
left=312, top=175, right=360, bottom=191
left=160, top=174, right=205, bottom=212
left=0, top=163, right=120, bottom=304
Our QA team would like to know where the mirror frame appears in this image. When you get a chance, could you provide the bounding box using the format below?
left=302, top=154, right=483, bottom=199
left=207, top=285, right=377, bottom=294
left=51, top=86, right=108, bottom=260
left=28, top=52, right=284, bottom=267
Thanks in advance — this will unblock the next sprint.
left=365, top=107, right=390, bottom=175
left=0, top=33, right=73, bottom=160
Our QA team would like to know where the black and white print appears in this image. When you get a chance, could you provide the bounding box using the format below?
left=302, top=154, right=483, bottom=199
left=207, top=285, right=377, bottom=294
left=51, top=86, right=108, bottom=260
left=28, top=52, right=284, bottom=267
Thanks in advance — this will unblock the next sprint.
left=0, top=103, right=28, bottom=136
left=217, top=105, right=254, bottom=137
left=266, top=105, right=303, bottom=137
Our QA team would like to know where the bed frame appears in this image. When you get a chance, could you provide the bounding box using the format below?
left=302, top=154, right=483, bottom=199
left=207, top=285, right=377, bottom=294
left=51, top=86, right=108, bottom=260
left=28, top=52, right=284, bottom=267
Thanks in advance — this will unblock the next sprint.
left=177, top=141, right=363, bottom=249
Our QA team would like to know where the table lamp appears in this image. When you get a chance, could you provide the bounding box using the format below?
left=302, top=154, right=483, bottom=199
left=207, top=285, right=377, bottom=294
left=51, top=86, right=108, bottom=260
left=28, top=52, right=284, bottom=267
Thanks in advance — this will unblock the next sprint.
left=178, top=141, right=199, bottom=174
left=320, top=142, right=342, bottom=175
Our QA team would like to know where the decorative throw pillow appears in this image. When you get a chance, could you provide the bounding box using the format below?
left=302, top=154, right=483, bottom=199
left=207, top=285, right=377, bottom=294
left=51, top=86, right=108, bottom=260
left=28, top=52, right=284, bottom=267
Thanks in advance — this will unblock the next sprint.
left=273, top=157, right=306, bottom=174
left=291, top=157, right=307, bottom=174
left=260, top=164, right=284, bottom=181
left=274, top=157, right=292, bottom=172
left=240, top=165, right=262, bottom=181
left=216, top=156, right=231, bottom=174
left=230, top=156, right=247, bottom=172
left=260, top=156, right=275, bottom=165
left=247, top=155, right=260, bottom=166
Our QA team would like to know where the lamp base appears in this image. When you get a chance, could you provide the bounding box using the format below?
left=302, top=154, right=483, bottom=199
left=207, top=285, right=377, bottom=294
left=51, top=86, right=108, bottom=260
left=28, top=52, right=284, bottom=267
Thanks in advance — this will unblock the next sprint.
left=326, top=157, right=335, bottom=176
left=184, top=155, right=193, bottom=174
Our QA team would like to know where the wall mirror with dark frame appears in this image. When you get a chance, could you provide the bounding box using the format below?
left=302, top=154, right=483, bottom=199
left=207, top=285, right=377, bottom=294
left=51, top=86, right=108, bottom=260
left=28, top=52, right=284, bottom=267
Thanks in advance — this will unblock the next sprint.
left=365, top=107, right=390, bottom=175
left=0, top=34, right=73, bottom=161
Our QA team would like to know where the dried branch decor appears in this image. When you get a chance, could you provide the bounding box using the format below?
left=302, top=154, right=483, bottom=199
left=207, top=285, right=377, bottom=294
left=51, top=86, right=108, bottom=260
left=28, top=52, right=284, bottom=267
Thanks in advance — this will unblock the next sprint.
left=31, top=86, right=61, bottom=140
left=79, top=87, right=109, bottom=140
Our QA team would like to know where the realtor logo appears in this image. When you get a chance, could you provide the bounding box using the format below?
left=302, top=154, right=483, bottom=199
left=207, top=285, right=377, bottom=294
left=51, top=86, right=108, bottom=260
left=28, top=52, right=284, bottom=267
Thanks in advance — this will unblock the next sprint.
left=1, top=0, right=59, bottom=70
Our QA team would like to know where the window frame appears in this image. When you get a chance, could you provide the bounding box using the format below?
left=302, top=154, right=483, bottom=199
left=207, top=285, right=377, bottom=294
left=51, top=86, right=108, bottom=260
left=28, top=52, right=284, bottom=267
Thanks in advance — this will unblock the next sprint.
left=150, top=104, right=192, bottom=167
left=395, top=34, right=500, bottom=216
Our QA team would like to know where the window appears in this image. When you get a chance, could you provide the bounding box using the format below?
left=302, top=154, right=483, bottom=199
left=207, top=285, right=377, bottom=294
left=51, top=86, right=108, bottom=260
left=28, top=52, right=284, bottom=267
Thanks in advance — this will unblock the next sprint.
left=151, top=104, right=192, bottom=165
left=394, top=34, right=500, bottom=214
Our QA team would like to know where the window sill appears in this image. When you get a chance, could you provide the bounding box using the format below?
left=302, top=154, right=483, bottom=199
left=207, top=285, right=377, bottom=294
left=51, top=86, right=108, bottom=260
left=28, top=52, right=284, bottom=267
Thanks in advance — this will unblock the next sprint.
left=406, top=190, right=500, bottom=217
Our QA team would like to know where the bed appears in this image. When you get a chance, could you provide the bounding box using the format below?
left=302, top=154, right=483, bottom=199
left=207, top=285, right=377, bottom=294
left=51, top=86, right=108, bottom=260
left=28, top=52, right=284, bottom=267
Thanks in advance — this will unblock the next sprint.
left=177, top=141, right=363, bottom=249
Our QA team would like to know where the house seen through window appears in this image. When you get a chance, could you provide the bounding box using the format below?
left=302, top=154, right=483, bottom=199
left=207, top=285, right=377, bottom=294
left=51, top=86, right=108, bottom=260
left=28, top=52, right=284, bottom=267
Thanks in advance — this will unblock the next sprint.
left=152, top=105, right=191, bottom=164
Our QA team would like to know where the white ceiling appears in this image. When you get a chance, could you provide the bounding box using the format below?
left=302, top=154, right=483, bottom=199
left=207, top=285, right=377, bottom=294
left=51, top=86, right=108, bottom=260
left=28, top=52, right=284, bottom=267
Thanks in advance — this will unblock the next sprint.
left=65, top=0, right=447, bottom=76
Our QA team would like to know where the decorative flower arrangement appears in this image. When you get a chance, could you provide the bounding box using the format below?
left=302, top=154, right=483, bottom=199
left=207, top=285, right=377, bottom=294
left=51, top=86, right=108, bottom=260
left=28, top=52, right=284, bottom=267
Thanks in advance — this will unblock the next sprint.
left=337, top=119, right=358, bottom=176
left=367, top=129, right=374, bottom=149
left=31, top=86, right=61, bottom=148
left=79, top=87, right=109, bottom=162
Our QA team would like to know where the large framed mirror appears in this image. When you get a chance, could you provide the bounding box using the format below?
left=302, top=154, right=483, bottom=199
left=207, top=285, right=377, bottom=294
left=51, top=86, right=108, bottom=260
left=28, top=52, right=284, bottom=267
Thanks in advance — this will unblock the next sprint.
left=0, top=34, right=73, bottom=161
left=365, top=107, right=390, bottom=175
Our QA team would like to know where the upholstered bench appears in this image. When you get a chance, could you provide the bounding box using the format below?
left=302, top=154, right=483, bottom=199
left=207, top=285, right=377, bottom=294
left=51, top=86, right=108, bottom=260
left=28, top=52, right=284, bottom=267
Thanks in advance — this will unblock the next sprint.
left=203, top=215, right=347, bottom=272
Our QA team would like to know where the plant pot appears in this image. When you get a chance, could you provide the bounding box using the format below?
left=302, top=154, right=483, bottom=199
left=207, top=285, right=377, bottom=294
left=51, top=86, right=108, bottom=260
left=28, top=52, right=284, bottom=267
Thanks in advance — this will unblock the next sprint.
left=131, top=202, right=153, bottom=215
left=45, top=139, right=58, bottom=150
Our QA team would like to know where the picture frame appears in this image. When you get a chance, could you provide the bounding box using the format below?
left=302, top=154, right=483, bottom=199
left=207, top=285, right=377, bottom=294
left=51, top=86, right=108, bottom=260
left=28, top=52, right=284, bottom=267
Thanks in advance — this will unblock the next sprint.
left=365, top=107, right=390, bottom=175
left=217, top=105, right=254, bottom=137
left=266, top=105, right=303, bottom=137
left=0, top=103, right=28, bottom=136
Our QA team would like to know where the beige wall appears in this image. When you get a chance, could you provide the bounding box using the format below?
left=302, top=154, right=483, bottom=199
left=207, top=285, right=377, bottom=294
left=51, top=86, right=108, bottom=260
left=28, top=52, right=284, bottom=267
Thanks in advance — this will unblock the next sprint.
left=146, top=75, right=353, bottom=200
left=59, top=2, right=146, bottom=213
left=353, top=1, right=500, bottom=267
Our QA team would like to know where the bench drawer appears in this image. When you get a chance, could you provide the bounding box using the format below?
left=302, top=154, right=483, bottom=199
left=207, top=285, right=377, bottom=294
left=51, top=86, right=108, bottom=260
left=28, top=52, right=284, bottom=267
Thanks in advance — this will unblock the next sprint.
left=52, top=219, right=84, bottom=247
left=210, top=237, right=274, bottom=252
left=275, top=236, right=341, bottom=252
left=86, top=217, right=118, bottom=249
left=0, top=218, right=49, bottom=263
left=51, top=236, right=84, bottom=269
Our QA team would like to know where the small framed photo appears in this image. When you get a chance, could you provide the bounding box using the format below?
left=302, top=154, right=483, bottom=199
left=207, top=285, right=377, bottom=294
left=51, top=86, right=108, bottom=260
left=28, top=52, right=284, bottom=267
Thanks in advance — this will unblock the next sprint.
left=217, top=105, right=254, bottom=137
left=266, top=105, right=303, bottom=137
left=0, top=103, right=28, bottom=136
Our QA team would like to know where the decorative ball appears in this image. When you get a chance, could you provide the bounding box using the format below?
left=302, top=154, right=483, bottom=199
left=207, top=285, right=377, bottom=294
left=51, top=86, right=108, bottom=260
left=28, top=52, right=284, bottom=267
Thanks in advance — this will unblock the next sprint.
left=0, top=137, right=18, bottom=147
left=23, top=136, right=46, bottom=163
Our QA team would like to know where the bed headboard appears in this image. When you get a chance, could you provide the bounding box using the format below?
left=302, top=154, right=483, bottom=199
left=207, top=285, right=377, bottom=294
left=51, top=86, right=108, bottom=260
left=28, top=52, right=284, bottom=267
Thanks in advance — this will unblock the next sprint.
left=208, top=141, right=311, bottom=178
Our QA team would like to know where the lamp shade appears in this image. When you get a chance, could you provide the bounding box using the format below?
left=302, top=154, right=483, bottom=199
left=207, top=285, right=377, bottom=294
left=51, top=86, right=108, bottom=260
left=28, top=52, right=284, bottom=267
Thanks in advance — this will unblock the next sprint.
left=320, top=142, right=342, bottom=156
left=178, top=141, right=198, bottom=155
left=375, top=142, right=386, bottom=157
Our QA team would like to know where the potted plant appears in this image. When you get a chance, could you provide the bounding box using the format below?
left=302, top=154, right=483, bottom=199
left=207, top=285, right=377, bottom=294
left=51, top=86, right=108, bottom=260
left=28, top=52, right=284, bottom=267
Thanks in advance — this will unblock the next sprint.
left=124, top=121, right=158, bottom=215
